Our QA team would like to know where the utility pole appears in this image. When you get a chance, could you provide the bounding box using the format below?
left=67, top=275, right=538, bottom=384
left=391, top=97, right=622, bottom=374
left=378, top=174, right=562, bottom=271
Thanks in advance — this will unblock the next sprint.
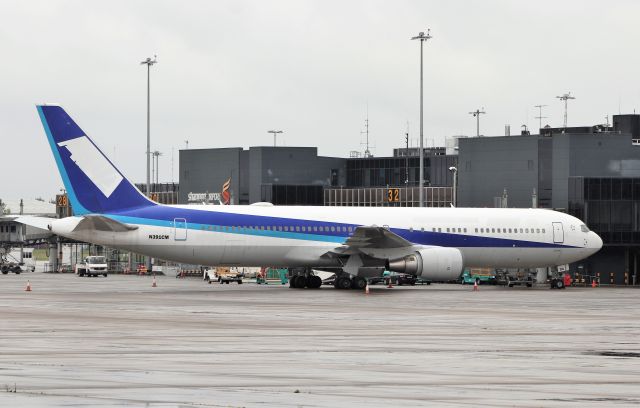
left=140, top=55, right=157, bottom=199
left=411, top=29, right=432, bottom=207
left=534, top=104, right=548, bottom=131
left=268, top=130, right=283, bottom=147
left=468, top=108, right=486, bottom=137
left=556, top=92, right=575, bottom=129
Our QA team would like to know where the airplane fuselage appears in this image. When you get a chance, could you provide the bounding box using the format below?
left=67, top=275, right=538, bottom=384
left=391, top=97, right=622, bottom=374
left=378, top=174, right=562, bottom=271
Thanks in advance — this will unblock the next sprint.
left=51, top=204, right=602, bottom=269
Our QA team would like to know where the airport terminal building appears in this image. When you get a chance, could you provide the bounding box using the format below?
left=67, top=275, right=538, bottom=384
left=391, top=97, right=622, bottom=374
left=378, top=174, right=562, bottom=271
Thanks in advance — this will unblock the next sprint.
left=458, top=114, right=640, bottom=284
left=178, top=146, right=457, bottom=207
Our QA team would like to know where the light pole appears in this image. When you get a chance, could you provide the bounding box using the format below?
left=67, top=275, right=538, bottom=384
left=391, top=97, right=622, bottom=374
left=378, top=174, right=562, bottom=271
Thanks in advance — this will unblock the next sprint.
left=152, top=150, right=162, bottom=185
left=411, top=29, right=432, bottom=207
left=449, top=166, right=457, bottom=207
left=268, top=130, right=283, bottom=147
left=469, top=108, right=486, bottom=137
left=140, top=55, right=157, bottom=199
left=556, top=92, right=575, bottom=129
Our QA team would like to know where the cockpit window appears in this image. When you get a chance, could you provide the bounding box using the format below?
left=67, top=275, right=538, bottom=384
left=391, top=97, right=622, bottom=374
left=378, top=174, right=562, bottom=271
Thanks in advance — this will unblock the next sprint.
left=580, top=225, right=590, bottom=233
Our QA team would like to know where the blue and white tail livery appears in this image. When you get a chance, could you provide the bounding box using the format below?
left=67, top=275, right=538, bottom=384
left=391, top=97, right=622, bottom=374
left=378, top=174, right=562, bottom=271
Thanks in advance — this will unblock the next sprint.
left=21, top=105, right=603, bottom=286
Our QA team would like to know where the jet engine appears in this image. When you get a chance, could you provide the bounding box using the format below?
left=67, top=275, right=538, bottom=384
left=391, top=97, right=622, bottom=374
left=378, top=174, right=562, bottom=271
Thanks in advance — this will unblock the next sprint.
left=387, top=247, right=463, bottom=281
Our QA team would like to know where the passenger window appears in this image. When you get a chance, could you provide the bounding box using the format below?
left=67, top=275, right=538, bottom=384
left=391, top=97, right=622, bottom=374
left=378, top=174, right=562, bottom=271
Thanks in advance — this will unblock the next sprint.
left=457, top=228, right=461, bottom=233
left=464, top=228, right=467, bottom=233
left=525, top=228, right=529, bottom=233
left=348, top=227, right=353, bottom=232
left=438, top=228, right=442, bottom=232
left=536, top=228, right=540, bottom=233
left=542, top=228, right=545, bottom=233
left=446, top=228, right=450, bottom=232
left=491, top=228, right=495, bottom=233
left=475, top=228, right=478, bottom=233
left=508, top=228, right=512, bottom=233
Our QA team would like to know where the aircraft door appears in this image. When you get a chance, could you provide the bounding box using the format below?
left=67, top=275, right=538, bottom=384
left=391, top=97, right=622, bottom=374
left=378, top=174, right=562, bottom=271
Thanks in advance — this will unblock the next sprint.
left=174, top=218, right=187, bottom=241
left=552, top=222, right=564, bottom=244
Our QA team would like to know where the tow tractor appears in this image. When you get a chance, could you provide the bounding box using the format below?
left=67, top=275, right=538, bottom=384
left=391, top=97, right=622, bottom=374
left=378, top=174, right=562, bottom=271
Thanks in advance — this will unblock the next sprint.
left=203, top=267, right=243, bottom=284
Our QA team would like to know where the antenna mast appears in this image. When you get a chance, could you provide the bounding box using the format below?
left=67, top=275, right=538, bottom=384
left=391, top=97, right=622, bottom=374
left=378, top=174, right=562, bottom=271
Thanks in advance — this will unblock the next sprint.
left=361, top=108, right=372, bottom=157
left=534, top=104, right=548, bottom=131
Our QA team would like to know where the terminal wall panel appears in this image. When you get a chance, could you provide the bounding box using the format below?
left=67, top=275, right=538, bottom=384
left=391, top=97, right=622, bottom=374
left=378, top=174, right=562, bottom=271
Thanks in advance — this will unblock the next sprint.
left=178, top=148, right=241, bottom=204
left=458, top=136, right=540, bottom=208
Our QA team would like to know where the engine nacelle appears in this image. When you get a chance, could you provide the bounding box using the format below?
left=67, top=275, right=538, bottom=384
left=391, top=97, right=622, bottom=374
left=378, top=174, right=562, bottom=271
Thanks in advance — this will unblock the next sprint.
left=387, top=247, right=463, bottom=281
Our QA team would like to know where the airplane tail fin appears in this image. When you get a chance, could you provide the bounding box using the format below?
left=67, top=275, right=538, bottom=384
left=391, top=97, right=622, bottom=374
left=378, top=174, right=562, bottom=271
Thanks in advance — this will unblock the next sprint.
left=36, top=105, right=156, bottom=215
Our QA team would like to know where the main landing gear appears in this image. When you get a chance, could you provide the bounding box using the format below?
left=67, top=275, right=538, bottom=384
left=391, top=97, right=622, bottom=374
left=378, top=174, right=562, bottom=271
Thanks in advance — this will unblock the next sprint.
left=334, top=273, right=366, bottom=290
left=289, top=268, right=322, bottom=289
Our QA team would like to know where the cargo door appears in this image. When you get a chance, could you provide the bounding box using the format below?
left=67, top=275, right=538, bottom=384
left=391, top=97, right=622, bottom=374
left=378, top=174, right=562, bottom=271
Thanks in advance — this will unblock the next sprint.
left=174, top=218, right=187, bottom=241
left=552, top=222, right=564, bottom=244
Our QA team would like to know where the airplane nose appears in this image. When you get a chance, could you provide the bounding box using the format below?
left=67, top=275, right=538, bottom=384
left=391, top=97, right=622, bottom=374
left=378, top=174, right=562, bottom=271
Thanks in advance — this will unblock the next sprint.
left=590, top=232, right=603, bottom=252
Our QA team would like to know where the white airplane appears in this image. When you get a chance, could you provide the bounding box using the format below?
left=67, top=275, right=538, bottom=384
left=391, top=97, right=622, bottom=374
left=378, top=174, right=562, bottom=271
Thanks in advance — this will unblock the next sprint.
left=18, top=105, right=602, bottom=290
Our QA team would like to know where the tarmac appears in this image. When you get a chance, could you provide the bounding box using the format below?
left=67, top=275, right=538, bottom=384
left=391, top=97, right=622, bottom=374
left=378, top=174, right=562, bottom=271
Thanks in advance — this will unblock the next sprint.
left=0, top=273, right=639, bottom=407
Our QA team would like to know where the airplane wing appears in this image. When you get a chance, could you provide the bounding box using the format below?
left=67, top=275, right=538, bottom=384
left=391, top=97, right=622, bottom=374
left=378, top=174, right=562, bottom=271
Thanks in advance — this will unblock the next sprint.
left=327, top=226, right=413, bottom=256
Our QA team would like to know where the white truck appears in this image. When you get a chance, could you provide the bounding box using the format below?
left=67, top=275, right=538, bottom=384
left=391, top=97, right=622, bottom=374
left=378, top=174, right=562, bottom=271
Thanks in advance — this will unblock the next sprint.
left=75, top=256, right=108, bottom=277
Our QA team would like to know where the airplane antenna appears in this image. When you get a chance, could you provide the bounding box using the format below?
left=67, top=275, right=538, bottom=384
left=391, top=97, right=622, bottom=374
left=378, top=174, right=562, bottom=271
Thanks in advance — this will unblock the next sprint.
left=468, top=108, right=486, bottom=137
left=556, top=92, right=575, bottom=129
left=534, top=104, right=548, bottom=131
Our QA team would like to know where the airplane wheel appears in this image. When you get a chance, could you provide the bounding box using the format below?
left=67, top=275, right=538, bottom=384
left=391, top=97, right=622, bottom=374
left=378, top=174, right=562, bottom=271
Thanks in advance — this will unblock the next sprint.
left=307, top=275, right=322, bottom=289
left=294, top=275, right=307, bottom=288
left=351, top=276, right=367, bottom=290
left=336, top=276, right=352, bottom=290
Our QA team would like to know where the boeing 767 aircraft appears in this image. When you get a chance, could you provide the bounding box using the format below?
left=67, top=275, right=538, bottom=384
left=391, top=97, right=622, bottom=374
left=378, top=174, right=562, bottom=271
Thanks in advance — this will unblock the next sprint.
left=18, top=105, right=602, bottom=289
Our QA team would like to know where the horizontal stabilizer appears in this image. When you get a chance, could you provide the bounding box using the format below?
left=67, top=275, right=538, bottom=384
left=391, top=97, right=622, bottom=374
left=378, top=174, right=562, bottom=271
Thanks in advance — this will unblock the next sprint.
left=72, top=215, right=138, bottom=232
left=15, top=216, right=54, bottom=231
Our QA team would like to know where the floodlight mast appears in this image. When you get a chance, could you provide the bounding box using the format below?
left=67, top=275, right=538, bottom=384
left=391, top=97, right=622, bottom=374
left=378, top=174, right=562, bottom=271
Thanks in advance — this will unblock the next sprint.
left=411, top=29, right=432, bottom=207
left=268, top=130, right=283, bottom=147
left=140, top=55, right=158, bottom=199
left=556, top=92, right=575, bottom=128
left=468, top=108, right=486, bottom=137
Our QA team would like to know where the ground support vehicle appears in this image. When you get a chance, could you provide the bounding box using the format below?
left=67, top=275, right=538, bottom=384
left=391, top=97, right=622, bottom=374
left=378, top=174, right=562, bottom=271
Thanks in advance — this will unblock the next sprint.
left=75, top=256, right=108, bottom=277
left=204, top=267, right=243, bottom=284
left=496, top=269, right=535, bottom=287
left=256, top=267, right=288, bottom=285
left=460, top=268, right=496, bottom=285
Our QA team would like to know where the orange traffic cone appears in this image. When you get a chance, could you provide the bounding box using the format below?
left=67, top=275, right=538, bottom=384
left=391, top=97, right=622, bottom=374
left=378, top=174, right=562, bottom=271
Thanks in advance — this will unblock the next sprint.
left=591, top=279, right=597, bottom=288
left=25, top=280, right=32, bottom=292
left=152, top=276, right=157, bottom=288
left=473, top=281, right=479, bottom=291
left=365, top=283, right=370, bottom=295
left=387, top=278, right=393, bottom=289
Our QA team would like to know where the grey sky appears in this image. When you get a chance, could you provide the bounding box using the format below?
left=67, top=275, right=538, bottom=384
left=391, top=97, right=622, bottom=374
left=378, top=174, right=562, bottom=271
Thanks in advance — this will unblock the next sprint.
left=1, top=0, right=639, bottom=200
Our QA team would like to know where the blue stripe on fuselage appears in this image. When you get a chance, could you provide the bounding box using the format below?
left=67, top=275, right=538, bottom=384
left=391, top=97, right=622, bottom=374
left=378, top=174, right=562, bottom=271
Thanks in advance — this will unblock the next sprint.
left=106, top=205, right=577, bottom=249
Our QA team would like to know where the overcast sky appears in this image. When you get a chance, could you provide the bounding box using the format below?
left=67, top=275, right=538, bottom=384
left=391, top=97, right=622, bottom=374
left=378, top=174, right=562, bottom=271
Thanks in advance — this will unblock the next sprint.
left=2, top=0, right=639, bottom=200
